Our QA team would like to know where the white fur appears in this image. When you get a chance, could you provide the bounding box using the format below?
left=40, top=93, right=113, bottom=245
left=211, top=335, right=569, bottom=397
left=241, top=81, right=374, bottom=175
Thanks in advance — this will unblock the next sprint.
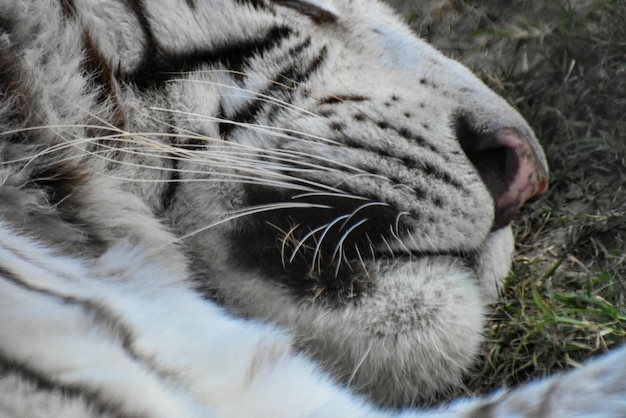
left=2, top=224, right=626, bottom=417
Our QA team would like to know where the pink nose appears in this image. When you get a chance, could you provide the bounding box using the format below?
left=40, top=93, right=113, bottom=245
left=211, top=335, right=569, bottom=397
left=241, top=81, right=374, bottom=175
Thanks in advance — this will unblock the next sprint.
left=459, top=125, right=549, bottom=230
left=490, top=128, right=548, bottom=228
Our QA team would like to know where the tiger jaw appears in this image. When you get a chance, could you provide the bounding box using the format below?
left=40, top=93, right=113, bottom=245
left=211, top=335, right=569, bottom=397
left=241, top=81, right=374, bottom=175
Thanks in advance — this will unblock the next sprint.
left=194, top=224, right=513, bottom=406
left=375, top=225, right=515, bottom=304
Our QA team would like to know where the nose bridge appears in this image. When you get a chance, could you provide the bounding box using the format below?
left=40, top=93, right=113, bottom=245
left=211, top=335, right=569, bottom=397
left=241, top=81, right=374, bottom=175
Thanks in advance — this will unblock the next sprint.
left=431, top=54, right=549, bottom=174
left=404, top=50, right=550, bottom=227
left=451, top=82, right=549, bottom=229
left=389, top=40, right=548, bottom=172
left=460, top=92, right=547, bottom=168
left=323, top=25, right=549, bottom=229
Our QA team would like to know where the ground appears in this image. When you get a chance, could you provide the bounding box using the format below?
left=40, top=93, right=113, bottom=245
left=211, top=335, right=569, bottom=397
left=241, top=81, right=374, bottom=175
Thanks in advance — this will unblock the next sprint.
left=386, top=0, right=626, bottom=399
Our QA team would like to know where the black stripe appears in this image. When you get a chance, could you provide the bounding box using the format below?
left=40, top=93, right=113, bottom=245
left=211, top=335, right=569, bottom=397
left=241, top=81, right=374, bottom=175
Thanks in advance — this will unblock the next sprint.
left=277, top=41, right=326, bottom=89
left=119, top=0, right=165, bottom=89
left=0, top=355, right=138, bottom=418
left=0, top=255, right=175, bottom=389
left=335, top=136, right=467, bottom=192
left=0, top=265, right=139, bottom=416
left=272, top=0, right=337, bottom=24
left=318, top=94, right=369, bottom=105
left=0, top=265, right=135, bottom=354
left=161, top=156, right=180, bottom=212
left=124, top=0, right=159, bottom=50
left=0, top=265, right=24, bottom=288
left=391, top=125, right=448, bottom=161
left=123, top=25, right=294, bottom=90
left=221, top=42, right=326, bottom=138
left=353, top=117, right=447, bottom=161
left=295, top=141, right=432, bottom=199
left=235, top=0, right=273, bottom=10
left=216, top=103, right=230, bottom=139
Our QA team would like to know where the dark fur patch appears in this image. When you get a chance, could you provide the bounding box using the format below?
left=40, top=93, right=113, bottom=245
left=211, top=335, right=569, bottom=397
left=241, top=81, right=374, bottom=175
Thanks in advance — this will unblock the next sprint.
left=29, top=164, right=91, bottom=208
left=59, top=0, right=77, bottom=18
left=224, top=185, right=408, bottom=303
left=13, top=163, right=110, bottom=257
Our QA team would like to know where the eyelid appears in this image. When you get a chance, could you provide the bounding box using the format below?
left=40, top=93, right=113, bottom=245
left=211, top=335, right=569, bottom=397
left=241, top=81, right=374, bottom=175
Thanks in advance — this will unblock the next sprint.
left=272, top=0, right=338, bottom=24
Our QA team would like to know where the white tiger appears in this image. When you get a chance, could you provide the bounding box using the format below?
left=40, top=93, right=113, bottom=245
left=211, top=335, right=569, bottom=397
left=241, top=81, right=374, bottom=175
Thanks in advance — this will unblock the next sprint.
left=0, top=0, right=624, bottom=417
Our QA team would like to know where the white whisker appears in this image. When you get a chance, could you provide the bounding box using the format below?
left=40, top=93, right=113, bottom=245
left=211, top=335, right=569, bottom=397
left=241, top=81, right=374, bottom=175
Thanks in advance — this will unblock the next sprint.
left=278, top=224, right=300, bottom=270
left=394, top=211, right=410, bottom=236
left=169, top=77, right=319, bottom=118
left=291, top=191, right=368, bottom=202
left=157, top=202, right=331, bottom=251
left=47, top=148, right=321, bottom=192
left=338, top=201, right=389, bottom=231
left=406, top=228, right=420, bottom=253
left=281, top=149, right=369, bottom=175
left=353, top=244, right=371, bottom=279
left=388, top=225, right=411, bottom=256
left=380, top=234, right=394, bottom=255
left=42, top=134, right=349, bottom=193
left=347, top=340, right=374, bottom=389
left=288, top=223, right=328, bottom=264
left=333, top=218, right=368, bottom=277
left=150, top=106, right=340, bottom=146
left=310, top=214, right=351, bottom=273
left=366, top=233, right=376, bottom=261
left=144, top=109, right=372, bottom=179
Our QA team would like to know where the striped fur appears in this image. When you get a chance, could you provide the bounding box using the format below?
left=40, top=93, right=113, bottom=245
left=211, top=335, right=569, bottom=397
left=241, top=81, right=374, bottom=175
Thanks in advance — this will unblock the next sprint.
left=0, top=0, right=624, bottom=416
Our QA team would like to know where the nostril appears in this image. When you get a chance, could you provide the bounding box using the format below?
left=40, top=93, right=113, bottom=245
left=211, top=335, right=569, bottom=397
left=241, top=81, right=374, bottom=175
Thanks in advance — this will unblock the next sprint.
left=456, top=118, right=549, bottom=230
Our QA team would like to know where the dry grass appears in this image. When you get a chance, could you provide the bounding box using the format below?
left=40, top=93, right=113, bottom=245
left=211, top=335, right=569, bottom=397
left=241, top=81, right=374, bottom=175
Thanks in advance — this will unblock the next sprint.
left=390, top=0, right=626, bottom=397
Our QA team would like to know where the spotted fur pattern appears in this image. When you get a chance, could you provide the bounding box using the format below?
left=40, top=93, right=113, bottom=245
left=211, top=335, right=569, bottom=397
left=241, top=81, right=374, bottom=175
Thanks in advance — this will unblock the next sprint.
left=0, top=0, right=624, bottom=416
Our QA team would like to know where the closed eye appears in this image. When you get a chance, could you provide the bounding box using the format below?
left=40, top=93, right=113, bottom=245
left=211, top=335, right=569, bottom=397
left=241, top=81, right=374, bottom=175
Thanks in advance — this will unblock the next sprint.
left=272, top=0, right=338, bottom=24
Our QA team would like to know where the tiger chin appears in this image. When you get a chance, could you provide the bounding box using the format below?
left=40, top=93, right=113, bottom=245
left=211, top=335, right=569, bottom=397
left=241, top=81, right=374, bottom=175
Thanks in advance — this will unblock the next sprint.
left=1, top=0, right=625, bottom=417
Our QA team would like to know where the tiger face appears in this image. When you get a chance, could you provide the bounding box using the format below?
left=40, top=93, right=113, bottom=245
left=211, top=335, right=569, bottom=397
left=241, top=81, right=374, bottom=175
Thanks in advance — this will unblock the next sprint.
left=4, top=0, right=547, bottom=407
left=125, top=0, right=547, bottom=404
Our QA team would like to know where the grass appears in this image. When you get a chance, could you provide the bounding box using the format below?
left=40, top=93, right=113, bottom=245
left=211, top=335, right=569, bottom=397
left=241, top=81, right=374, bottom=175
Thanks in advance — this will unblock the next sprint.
left=392, top=0, right=626, bottom=396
